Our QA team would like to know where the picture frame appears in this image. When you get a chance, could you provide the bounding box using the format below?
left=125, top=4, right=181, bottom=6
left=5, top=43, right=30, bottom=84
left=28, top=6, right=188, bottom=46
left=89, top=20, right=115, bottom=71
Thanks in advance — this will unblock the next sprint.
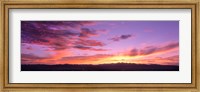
left=0, top=0, right=199, bottom=92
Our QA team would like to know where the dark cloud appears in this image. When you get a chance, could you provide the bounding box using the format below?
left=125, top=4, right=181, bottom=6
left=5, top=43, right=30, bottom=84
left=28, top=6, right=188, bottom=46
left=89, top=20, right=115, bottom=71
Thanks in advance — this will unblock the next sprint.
left=73, top=45, right=107, bottom=51
left=109, top=34, right=133, bottom=41
left=121, top=35, right=132, bottom=39
left=21, top=53, right=53, bottom=64
left=21, top=53, right=50, bottom=61
left=21, top=21, right=79, bottom=50
left=79, top=28, right=98, bottom=38
left=22, top=21, right=95, bottom=29
left=21, top=21, right=107, bottom=51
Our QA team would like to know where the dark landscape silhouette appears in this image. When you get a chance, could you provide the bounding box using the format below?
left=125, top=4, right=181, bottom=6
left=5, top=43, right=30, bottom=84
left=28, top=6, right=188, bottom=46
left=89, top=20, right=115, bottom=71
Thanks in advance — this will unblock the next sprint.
left=21, top=63, right=179, bottom=71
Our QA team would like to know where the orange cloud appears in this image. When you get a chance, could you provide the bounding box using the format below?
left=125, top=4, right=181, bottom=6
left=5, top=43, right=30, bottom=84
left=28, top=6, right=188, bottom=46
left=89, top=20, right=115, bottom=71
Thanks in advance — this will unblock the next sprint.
left=56, top=54, right=112, bottom=64
left=129, top=55, right=179, bottom=65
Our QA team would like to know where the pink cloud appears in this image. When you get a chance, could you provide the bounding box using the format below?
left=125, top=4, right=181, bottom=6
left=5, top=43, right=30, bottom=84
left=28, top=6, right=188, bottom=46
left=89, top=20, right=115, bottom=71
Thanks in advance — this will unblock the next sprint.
left=126, top=42, right=179, bottom=56
left=75, top=39, right=105, bottom=47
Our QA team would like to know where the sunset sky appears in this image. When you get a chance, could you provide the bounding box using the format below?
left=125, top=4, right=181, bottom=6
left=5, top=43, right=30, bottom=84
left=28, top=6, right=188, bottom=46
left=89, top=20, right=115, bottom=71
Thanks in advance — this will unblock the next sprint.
left=21, top=21, right=179, bottom=65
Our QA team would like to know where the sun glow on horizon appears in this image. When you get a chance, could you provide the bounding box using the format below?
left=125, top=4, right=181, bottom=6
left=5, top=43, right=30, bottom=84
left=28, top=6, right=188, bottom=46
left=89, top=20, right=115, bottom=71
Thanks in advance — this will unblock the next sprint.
left=92, top=55, right=145, bottom=64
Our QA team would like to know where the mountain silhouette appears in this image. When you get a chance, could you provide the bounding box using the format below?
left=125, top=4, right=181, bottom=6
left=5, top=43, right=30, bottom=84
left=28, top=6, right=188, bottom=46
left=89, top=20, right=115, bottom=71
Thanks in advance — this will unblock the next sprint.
left=21, top=63, right=179, bottom=71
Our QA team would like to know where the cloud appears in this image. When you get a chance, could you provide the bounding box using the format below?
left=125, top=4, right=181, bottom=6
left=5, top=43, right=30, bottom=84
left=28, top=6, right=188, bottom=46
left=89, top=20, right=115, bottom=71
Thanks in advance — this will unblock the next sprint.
left=75, top=39, right=105, bottom=47
left=24, top=21, right=96, bottom=29
left=127, top=42, right=179, bottom=56
left=140, top=46, right=157, bottom=55
left=58, top=54, right=112, bottom=64
left=128, top=55, right=179, bottom=65
left=129, top=48, right=139, bottom=56
left=21, top=53, right=51, bottom=64
left=21, top=43, right=56, bottom=57
left=109, top=34, right=134, bottom=41
left=38, top=53, right=179, bottom=65
left=22, top=21, right=79, bottom=50
left=79, top=28, right=108, bottom=38
left=79, top=28, right=98, bottom=38
left=22, top=53, right=49, bottom=60
left=22, top=49, right=73, bottom=65
left=22, top=53, right=111, bottom=65
left=165, top=55, right=179, bottom=62
left=21, top=21, right=110, bottom=65
left=21, top=21, right=107, bottom=51
left=73, top=45, right=107, bottom=51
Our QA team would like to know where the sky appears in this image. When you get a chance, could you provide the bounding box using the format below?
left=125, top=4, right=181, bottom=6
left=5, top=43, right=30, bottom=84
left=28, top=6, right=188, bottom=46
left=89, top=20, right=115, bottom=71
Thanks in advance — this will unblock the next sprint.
left=21, top=21, right=179, bottom=65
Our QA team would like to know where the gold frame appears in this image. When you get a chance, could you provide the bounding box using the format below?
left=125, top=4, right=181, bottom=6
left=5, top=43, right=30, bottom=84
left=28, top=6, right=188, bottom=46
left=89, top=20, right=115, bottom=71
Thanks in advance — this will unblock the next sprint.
left=0, top=0, right=199, bottom=92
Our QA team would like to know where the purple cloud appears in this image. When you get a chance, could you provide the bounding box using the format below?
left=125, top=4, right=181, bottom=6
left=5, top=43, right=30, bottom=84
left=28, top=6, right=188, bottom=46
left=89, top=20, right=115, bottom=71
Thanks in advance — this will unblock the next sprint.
left=109, top=34, right=133, bottom=41
left=129, top=48, right=139, bottom=56
left=79, top=28, right=99, bottom=38
left=21, top=21, right=107, bottom=51
left=75, top=39, right=105, bottom=47
left=73, top=45, right=107, bottom=51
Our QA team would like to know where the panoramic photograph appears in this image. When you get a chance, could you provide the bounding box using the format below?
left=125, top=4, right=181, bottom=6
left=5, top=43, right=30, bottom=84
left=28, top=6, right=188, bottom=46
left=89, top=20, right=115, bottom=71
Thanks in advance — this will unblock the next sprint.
left=21, top=21, right=179, bottom=71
